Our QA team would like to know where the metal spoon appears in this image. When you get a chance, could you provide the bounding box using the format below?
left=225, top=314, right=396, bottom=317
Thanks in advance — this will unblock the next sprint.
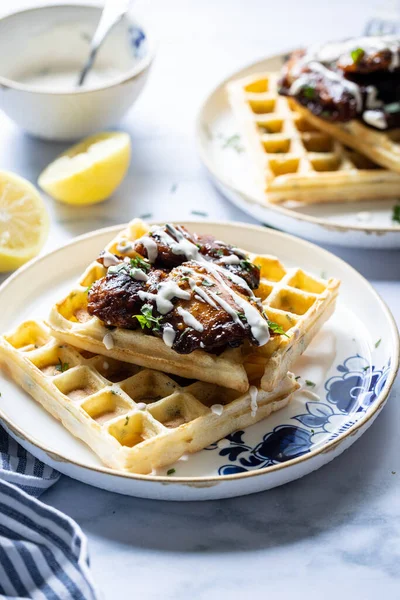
left=78, top=0, right=132, bottom=87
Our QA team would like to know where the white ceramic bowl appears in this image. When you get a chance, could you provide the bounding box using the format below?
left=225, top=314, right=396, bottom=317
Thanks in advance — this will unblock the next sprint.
left=0, top=3, right=154, bottom=140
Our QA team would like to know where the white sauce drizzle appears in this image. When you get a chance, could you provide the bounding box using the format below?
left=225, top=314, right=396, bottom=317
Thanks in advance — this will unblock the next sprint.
left=363, top=110, right=387, bottom=129
left=116, top=241, right=133, bottom=253
left=365, top=86, right=382, bottom=109
left=103, top=361, right=109, bottom=370
left=162, top=326, right=176, bottom=348
left=200, top=341, right=205, bottom=349
left=211, top=404, right=223, bottom=416
left=130, top=268, right=148, bottom=282
left=102, top=251, right=121, bottom=268
left=136, top=402, right=146, bottom=410
left=136, top=235, right=158, bottom=263
left=249, top=385, right=259, bottom=417
left=138, top=281, right=191, bottom=315
left=176, top=306, right=204, bottom=332
left=179, top=454, right=189, bottom=461
left=219, top=254, right=241, bottom=265
left=103, top=333, right=114, bottom=350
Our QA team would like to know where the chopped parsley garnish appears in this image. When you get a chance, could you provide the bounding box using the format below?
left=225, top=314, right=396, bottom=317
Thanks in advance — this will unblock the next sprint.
left=295, top=375, right=301, bottom=380
left=201, top=279, right=214, bottom=287
left=181, top=276, right=190, bottom=282
left=240, top=259, right=254, bottom=271
left=130, top=256, right=151, bottom=272
left=311, top=429, right=314, bottom=434
left=303, top=85, right=315, bottom=100
left=321, top=110, right=331, bottom=119
left=305, top=380, right=316, bottom=388
left=170, top=183, right=178, bottom=194
left=215, top=248, right=225, bottom=257
left=386, top=102, right=400, bottom=114
left=363, top=366, right=370, bottom=371
left=392, top=204, right=400, bottom=224
left=133, top=304, right=163, bottom=331
left=191, top=210, right=209, bottom=217
left=351, top=47, right=365, bottom=64
left=86, top=283, right=93, bottom=294
left=267, top=320, right=289, bottom=337
left=55, top=358, right=69, bottom=373
left=375, top=338, right=382, bottom=348
left=237, top=312, right=247, bottom=322
left=167, top=468, right=176, bottom=476
left=221, top=133, right=244, bottom=153
left=124, top=416, right=130, bottom=426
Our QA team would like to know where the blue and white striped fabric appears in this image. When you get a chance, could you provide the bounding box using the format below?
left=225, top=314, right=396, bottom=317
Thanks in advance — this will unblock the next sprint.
left=0, top=426, right=98, bottom=600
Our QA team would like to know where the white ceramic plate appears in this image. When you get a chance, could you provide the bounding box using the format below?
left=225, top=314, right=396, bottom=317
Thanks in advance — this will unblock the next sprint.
left=196, top=54, right=400, bottom=249
left=0, top=222, right=398, bottom=501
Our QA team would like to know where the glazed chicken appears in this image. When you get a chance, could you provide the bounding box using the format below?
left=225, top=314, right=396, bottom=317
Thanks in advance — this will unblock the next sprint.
left=279, top=38, right=400, bottom=129
left=87, top=225, right=271, bottom=354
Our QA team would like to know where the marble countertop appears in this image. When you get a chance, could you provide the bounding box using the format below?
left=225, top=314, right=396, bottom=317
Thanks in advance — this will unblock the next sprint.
left=1, top=0, right=399, bottom=598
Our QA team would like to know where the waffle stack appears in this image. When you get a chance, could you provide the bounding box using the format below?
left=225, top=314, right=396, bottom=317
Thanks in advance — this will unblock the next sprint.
left=0, top=320, right=298, bottom=474
left=227, top=72, right=400, bottom=204
left=48, top=219, right=340, bottom=393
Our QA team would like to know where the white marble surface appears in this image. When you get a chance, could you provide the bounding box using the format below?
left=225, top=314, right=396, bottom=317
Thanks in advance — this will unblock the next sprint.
left=1, top=0, right=400, bottom=598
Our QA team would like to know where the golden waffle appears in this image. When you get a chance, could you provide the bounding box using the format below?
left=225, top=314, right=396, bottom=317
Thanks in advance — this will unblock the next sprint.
left=227, top=72, right=400, bottom=204
left=0, top=320, right=299, bottom=474
left=47, top=219, right=340, bottom=393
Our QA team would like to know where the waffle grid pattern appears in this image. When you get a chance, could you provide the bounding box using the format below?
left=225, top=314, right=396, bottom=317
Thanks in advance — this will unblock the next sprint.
left=0, top=320, right=297, bottom=474
left=47, top=220, right=340, bottom=393
left=227, top=72, right=400, bottom=203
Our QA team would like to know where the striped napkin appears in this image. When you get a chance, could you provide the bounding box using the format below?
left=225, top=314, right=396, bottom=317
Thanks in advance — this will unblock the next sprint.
left=0, top=426, right=98, bottom=599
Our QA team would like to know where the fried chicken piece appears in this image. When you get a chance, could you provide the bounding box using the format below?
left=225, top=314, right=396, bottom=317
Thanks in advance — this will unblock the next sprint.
left=133, top=224, right=260, bottom=289
left=87, top=258, right=268, bottom=354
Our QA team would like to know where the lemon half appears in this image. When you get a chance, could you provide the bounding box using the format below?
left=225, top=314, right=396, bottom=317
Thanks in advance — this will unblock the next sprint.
left=38, top=132, right=131, bottom=205
left=0, top=171, right=49, bottom=272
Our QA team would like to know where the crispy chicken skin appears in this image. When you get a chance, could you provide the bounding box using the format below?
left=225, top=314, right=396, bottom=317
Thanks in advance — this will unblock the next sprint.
left=87, top=227, right=269, bottom=354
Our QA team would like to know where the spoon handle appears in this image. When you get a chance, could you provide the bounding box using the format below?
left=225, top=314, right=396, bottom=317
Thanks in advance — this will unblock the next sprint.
left=78, top=0, right=132, bottom=86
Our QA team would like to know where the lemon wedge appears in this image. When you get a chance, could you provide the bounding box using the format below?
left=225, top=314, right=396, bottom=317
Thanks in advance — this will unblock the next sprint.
left=0, top=171, right=49, bottom=272
left=38, top=132, right=131, bottom=205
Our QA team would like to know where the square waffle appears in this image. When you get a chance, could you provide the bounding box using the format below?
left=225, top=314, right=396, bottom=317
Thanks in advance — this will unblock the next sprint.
left=47, top=219, right=340, bottom=393
left=0, top=320, right=299, bottom=474
left=227, top=72, right=400, bottom=204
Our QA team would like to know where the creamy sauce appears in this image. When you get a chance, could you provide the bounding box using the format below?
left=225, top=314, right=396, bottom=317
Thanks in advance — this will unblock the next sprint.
left=136, top=402, right=147, bottom=410
left=211, top=404, right=223, bottom=416
left=219, top=254, right=241, bottom=265
left=217, top=438, right=231, bottom=449
left=249, top=385, right=259, bottom=417
left=102, top=251, right=120, bottom=268
left=130, top=268, right=148, bottom=282
left=16, top=65, right=123, bottom=91
left=365, top=86, right=382, bottom=109
left=176, top=306, right=204, bottom=332
left=102, top=333, right=114, bottom=350
left=162, top=326, right=176, bottom=348
left=363, top=109, right=387, bottom=129
left=136, top=235, right=158, bottom=263
left=139, top=281, right=191, bottom=315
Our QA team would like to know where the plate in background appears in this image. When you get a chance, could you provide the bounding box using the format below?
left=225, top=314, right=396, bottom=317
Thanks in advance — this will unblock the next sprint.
left=0, top=221, right=398, bottom=500
left=196, top=54, right=400, bottom=249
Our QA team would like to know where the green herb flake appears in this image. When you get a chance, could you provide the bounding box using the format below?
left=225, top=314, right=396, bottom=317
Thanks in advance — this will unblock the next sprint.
left=351, top=47, right=365, bottom=64
left=181, top=276, right=190, bottom=282
left=302, top=85, right=315, bottom=100
left=167, top=468, right=176, bottom=476
left=55, top=358, right=69, bottom=373
left=133, top=304, right=163, bottom=331
left=386, top=102, right=400, bottom=114
left=130, top=256, right=151, bottom=272
left=305, top=380, right=316, bottom=388
left=237, top=312, right=247, bottom=322
left=392, top=471, right=396, bottom=475
left=392, top=204, right=400, bottom=224
left=375, top=338, right=382, bottom=348
left=267, top=320, right=289, bottom=338
left=191, top=210, right=208, bottom=217
left=311, top=429, right=315, bottom=434
left=86, top=283, right=93, bottom=294
left=295, top=375, right=301, bottom=381
left=201, top=279, right=214, bottom=287
left=215, top=249, right=225, bottom=257
left=170, top=183, right=178, bottom=194
left=362, top=366, right=370, bottom=372
left=124, top=416, right=130, bottom=426
left=221, top=133, right=245, bottom=153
